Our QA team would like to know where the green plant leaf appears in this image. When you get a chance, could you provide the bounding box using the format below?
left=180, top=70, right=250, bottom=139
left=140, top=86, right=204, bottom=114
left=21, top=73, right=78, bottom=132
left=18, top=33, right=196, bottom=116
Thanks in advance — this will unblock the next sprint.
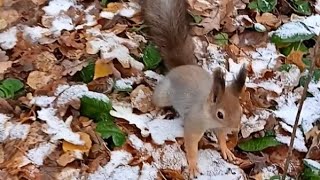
left=80, top=96, right=112, bottom=121
left=292, top=0, right=311, bottom=15
left=248, top=0, right=258, bottom=10
left=214, top=32, right=229, bottom=47
left=143, top=43, right=162, bottom=70
left=280, top=42, right=308, bottom=56
left=0, top=78, right=24, bottom=99
left=238, top=136, right=281, bottom=152
left=257, top=0, right=277, bottom=12
left=271, top=22, right=315, bottom=44
left=96, top=120, right=126, bottom=147
left=302, top=159, right=320, bottom=180
left=101, top=0, right=108, bottom=6
left=80, top=61, right=95, bottom=83
left=190, top=13, right=203, bottom=24
left=279, top=64, right=292, bottom=72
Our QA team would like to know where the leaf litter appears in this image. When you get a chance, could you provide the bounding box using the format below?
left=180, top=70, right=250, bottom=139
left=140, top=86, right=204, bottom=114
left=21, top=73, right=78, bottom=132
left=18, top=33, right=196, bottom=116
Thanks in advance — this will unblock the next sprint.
left=1, top=0, right=320, bottom=179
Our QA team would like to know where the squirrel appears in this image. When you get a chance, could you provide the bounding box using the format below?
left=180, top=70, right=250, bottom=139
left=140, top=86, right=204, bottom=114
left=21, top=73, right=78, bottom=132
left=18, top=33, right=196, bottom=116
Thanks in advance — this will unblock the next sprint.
left=142, top=0, right=247, bottom=177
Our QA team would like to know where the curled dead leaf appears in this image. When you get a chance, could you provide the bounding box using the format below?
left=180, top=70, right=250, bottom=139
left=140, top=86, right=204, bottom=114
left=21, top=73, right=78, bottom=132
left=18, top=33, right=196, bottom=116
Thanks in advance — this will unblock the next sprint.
left=286, top=50, right=305, bottom=71
left=62, top=132, right=92, bottom=155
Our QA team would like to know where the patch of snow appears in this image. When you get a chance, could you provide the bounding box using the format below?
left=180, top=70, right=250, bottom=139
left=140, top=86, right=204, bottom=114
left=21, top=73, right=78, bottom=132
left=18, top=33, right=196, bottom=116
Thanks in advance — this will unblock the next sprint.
left=55, top=84, right=110, bottom=106
left=100, top=11, right=115, bottom=19
left=152, top=144, right=188, bottom=170
left=109, top=165, right=140, bottom=180
left=9, top=123, right=30, bottom=141
left=260, top=165, right=279, bottom=179
left=147, top=118, right=184, bottom=144
left=273, top=90, right=320, bottom=133
left=37, top=108, right=83, bottom=145
left=139, top=163, right=158, bottom=180
left=144, top=70, right=164, bottom=82
left=195, top=149, right=246, bottom=180
left=119, top=8, right=136, bottom=18
left=115, top=78, right=136, bottom=90
left=0, top=114, right=13, bottom=142
left=304, top=159, right=320, bottom=169
left=270, top=21, right=313, bottom=40
left=250, top=43, right=280, bottom=77
left=88, top=150, right=133, bottom=179
left=56, top=167, right=81, bottom=180
left=0, top=27, right=17, bottom=50
left=246, top=79, right=282, bottom=94
left=128, top=134, right=144, bottom=151
left=30, top=96, right=56, bottom=107
left=75, top=5, right=98, bottom=30
left=279, top=121, right=304, bottom=140
left=25, top=142, right=57, bottom=165
left=277, top=64, right=301, bottom=87
left=203, top=43, right=226, bottom=73
left=42, top=0, right=79, bottom=16
left=301, top=15, right=320, bottom=35
left=276, top=134, right=307, bottom=152
left=22, top=26, right=51, bottom=43
left=241, top=111, right=270, bottom=138
left=110, top=105, right=152, bottom=137
left=50, top=15, right=75, bottom=36
left=86, top=32, right=144, bottom=70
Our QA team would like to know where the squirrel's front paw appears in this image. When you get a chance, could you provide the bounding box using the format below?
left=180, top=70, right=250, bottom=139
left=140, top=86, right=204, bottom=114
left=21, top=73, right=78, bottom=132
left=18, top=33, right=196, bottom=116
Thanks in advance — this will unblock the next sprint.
left=221, top=146, right=236, bottom=161
left=188, top=163, right=199, bottom=179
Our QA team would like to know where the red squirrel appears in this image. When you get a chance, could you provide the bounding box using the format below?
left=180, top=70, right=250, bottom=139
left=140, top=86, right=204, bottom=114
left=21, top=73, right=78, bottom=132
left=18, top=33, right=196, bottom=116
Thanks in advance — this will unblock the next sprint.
left=142, top=0, right=247, bottom=177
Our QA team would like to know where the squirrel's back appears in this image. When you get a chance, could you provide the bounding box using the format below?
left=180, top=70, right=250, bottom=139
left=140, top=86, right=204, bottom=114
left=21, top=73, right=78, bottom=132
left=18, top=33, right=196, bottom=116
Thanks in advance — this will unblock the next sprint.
left=142, top=0, right=197, bottom=69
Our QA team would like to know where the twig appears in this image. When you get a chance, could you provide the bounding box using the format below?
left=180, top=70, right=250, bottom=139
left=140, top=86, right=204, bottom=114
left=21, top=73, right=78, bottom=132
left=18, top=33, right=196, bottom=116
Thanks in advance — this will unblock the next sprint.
left=281, top=36, right=320, bottom=180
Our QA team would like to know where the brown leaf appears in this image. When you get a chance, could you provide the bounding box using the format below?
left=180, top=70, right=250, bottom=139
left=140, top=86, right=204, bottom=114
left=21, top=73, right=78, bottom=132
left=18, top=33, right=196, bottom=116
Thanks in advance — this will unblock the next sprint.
left=238, top=31, right=268, bottom=48
left=61, top=59, right=88, bottom=76
left=0, top=61, right=12, bottom=74
left=34, top=51, right=57, bottom=72
left=62, top=132, right=92, bottom=155
left=130, top=85, right=154, bottom=113
left=27, top=71, right=54, bottom=90
left=256, top=13, right=281, bottom=29
left=0, top=9, right=20, bottom=25
left=56, top=151, right=76, bottom=167
left=286, top=50, right=305, bottom=71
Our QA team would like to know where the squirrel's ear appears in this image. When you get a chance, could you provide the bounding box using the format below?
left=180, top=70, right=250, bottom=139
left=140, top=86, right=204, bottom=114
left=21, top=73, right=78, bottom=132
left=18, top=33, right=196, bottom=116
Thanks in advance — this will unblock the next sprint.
left=211, top=67, right=225, bottom=103
left=231, top=64, right=247, bottom=96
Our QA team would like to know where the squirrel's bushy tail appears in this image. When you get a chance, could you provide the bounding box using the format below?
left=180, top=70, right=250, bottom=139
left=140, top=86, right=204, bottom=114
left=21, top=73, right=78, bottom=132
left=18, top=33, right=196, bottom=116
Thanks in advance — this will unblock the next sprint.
left=142, top=0, right=197, bottom=69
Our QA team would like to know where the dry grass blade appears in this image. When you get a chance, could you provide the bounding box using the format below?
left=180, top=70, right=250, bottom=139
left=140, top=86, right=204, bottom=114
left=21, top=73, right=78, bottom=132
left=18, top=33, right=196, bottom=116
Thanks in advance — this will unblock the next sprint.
left=282, top=37, right=320, bottom=180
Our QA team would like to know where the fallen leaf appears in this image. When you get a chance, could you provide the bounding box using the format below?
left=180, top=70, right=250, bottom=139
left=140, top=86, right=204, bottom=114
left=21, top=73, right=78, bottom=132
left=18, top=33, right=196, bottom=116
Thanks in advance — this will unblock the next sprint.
left=93, top=59, right=113, bottom=80
left=256, top=13, right=281, bottom=29
left=286, top=50, right=305, bottom=71
left=105, top=2, right=124, bottom=13
left=61, top=59, right=89, bottom=76
left=0, top=61, right=12, bottom=74
left=130, top=84, right=154, bottom=113
left=34, top=51, right=57, bottom=72
left=62, top=132, right=92, bottom=155
left=56, top=151, right=76, bottom=167
left=27, top=71, right=53, bottom=90
left=0, top=9, right=19, bottom=25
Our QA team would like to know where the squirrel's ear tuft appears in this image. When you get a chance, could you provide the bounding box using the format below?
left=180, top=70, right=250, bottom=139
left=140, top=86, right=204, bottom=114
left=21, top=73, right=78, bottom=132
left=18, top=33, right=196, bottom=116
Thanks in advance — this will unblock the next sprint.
left=231, top=64, right=247, bottom=96
left=211, top=67, right=225, bottom=103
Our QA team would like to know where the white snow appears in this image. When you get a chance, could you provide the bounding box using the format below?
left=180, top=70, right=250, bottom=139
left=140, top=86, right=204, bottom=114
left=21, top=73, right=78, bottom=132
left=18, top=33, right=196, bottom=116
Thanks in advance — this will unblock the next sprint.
left=152, top=144, right=188, bottom=170
left=22, top=26, right=51, bottom=43
left=241, top=111, right=270, bottom=138
left=250, top=43, right=280, bottom=77
left=30, top=96, right=56, bottom=107
left=139, top=163, right=158, bottom=180
left=50, top=15, right=74, bottom=36
left=25, top=142, right=57, bottom=165
left=37, top=108, right=83, bottom=145
left=148, top=118, right=184, bottom=144
left=0, top=114, right=13, bottom=142
left=270, top=21, right=313, bottom=40
left=8, top=123, right=30, bottom=141
left=144, top=70, right=164, bottom=82
left=304, top=159, right=320, bottom=169
left=86, top=32, right=144, bottom=70
left=42, top=0, right=79, bottom=16
left=246, top=80, right=283, bottom=95
left=114, top=78, right=136, bottom=91
left=260, top=165, right=279, bottom=180
left=276, top=134, right=308, bottom=152
left=100, top=11, right=115, bottom=19
left=0, top=27, right=17, bottom=50
left=88, top=150, right=133, bottom=179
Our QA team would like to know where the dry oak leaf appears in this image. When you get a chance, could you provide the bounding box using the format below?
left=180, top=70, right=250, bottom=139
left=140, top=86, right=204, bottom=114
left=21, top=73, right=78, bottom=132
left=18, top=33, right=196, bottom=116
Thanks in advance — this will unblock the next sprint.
left=27, top=71, right=54, bottom=90
left=56, top=151, right=77, bottom=167
left=255, top=13, right=281, bottom=29
left=61, top=59, right=89, bottom=76
left=62, top=132, right=92, bottom=155
left=34, top=51, right=57, bottom=72
left=93, top=59, right=113, bottom=80
left=0, top=9, right=19, bottom=25
left=286, top=50, right=305, bottom=71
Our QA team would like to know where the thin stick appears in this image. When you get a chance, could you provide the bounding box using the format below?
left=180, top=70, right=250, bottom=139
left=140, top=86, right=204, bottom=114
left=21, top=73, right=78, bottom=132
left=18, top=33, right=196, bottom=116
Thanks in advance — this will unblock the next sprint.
left=282, top=36, right=320, bottom=180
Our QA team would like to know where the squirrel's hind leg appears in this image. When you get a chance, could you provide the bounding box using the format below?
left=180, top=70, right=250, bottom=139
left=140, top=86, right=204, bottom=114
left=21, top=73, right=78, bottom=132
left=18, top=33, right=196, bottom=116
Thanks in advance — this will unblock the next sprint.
left=152, top=79, right=171, bottom=107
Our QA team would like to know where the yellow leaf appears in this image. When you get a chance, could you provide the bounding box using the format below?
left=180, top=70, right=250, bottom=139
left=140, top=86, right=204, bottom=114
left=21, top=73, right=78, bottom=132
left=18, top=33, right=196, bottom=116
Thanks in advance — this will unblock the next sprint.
left=286, top=50, right=305, bottom=71
left=104, top=2, right=123, bottom=13
left=93, top=59, right=113, bottom=80
left=62, top=132, right=92, bottom=155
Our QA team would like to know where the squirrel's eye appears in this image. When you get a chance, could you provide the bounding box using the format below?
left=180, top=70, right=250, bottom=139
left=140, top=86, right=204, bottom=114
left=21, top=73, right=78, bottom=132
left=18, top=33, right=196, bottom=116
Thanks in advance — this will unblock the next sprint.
left=217, top=111, right=224, bottom=119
